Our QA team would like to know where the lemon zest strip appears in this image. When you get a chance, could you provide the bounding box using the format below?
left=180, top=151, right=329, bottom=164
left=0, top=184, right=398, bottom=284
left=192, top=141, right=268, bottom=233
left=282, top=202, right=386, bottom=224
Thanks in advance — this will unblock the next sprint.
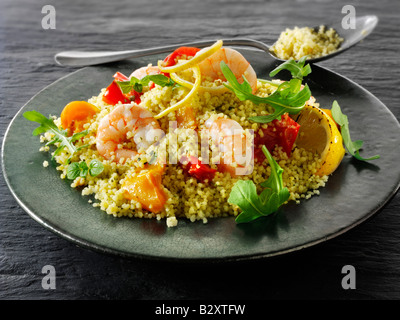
left=154, top=66, right=201, bottom=119
left=170, top=71, right=228, bottom=94
left=158, top=40, right=223, bottom=74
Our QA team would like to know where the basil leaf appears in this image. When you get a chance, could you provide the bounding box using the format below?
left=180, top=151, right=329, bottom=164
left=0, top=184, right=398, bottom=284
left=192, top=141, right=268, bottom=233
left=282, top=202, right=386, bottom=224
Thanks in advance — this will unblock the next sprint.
left=116, top=74, right=175, bottom=95
left=142, top=74, right=175, bottom=87
left=331, top=100, right=380, bottom=161
left=66, top=162, right=80, bottom=180
left=116, top=80, right=134, bottom=94
left=133, top=82, right=143, bottom=93
left=116, top=77, right=141, bottom=94
left=89, top=159, right=104, bottom=177
left=79, top=161, right=89, bottom=178
left=67, top=160, right=104, bottom=180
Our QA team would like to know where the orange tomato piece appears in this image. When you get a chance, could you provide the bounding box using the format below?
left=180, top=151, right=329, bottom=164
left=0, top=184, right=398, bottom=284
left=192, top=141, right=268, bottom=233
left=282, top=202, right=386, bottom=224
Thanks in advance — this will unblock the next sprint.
left=60, top=101, right=99, bottom=135
left=122, top=167, right=167, bottom=213
left=176, top=105, right=197, bottom=129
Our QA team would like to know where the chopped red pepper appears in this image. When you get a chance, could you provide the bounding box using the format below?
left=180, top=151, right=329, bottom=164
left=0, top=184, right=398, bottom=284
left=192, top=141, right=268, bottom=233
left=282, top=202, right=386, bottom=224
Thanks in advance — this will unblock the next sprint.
left=182, top=156, right=217, bottom=183
left=254, top=113, right=300, bottom=161
left=163, top=47, right=201, bottom=67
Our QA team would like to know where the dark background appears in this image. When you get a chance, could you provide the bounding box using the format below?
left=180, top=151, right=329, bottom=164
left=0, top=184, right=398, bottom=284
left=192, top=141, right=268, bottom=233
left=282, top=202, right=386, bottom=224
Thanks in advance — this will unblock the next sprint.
left=1, top=0, right=399, bottom=300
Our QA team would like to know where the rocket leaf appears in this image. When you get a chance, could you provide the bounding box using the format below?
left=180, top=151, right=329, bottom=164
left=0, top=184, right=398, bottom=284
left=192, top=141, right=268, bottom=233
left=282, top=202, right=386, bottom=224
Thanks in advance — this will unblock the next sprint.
left=229, top=146, right=290, bottom=223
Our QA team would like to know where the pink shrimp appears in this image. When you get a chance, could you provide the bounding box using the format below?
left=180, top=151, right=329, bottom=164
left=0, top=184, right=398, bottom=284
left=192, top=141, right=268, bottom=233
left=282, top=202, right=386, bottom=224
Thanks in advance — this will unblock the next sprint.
left=129, top=65, right=161, bottom=79
left=206, top=118, right=254, bottom=176
left=96, top=103, right=164, bottom=163
left=198, top=47, right=257, bottom=93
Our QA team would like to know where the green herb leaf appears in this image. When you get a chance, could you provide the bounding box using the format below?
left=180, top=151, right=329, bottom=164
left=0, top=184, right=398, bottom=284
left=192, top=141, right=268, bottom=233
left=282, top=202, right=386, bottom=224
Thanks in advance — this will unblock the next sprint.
left=142, top=74, right=175, bottom=87
left=229, top=146, right=290, bottom=223
left=269, top=56, right=312, bottom=80
left=66, top=162, right=80, bottom=180
left=221, top=61, right=254, bottom=100
left=67, top=159, right=104, bottom=180
left=331, top=100, right=380, bottom=161
left=23, top=110, right=89, bottom=162
left=79, top=161, right=89, bottom=177
left=116, top=78, right=137, bottom=94
left=249, top=80, right=312, bottom=122
left=229, top=180, right=267, bottom=223
left=88, top=159, right=104, bottom=177
left=220, top=61, right=311, bottom=123
left=116, top=74, right=175, bottom=94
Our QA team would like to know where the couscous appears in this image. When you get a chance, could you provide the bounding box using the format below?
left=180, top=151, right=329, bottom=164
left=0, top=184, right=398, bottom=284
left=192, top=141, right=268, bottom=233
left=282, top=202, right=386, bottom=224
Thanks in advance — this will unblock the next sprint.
left=270, top=25, right=344, bottom=60
left=24, top=40, right=346, bottom=227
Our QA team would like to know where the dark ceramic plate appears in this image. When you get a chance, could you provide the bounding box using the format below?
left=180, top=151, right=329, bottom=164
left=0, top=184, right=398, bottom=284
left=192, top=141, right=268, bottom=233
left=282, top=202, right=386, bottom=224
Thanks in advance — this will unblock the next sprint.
left=2, top=49, right=400, bottom=262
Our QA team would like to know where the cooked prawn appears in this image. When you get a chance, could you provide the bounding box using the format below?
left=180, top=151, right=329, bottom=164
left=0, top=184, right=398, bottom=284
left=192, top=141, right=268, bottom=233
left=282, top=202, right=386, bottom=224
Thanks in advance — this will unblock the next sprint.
left=129, top=65, right=160, bottom=79
left=205, top=118, right=254, bottom=176
left=198, top=47, right=257, bottom=93
left=96, top=103, right=164, bottom=163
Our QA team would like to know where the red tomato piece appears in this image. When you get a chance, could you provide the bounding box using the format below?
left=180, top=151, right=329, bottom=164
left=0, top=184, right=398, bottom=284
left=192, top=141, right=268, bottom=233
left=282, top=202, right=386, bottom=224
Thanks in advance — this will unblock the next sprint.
left=131, top=91, right=142, bottom=104
left=163, top=47, right=201, bottom=67
left=254, top=113, right=300, bottom=161
left=113, top=71, right=142, bottom=103
left=182, top=156, right=217, bottom=183
left=104, top=68, right=164, bottom=106
left=102, top=81, right=130, bottom=105
left=113, top=71, right=129, bottom=82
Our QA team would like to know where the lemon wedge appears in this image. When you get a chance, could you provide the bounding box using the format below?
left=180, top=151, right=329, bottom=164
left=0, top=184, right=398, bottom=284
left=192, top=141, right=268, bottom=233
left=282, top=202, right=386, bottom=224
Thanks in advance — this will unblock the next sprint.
left=154, top=66, right=201, bottom=119
left=294, top=104, right=345, bottom=176
left=158, top=40, right=223, bottom=74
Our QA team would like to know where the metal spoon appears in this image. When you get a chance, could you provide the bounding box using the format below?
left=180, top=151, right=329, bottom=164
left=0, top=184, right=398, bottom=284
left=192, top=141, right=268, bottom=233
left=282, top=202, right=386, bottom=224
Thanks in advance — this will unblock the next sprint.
left=54, top=15, right=378, bottom=67
left=269, top=15, right=378, bottom=63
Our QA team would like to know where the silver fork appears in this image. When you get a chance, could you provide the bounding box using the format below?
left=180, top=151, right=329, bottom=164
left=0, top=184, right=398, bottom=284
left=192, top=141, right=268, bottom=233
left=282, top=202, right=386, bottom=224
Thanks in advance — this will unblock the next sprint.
left=54, top=38, right=271, bottom=67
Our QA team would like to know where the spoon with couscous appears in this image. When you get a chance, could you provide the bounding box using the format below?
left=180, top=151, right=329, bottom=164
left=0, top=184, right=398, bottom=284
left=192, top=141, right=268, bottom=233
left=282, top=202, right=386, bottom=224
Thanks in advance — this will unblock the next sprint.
left=269, top=15, right=378, bottom=63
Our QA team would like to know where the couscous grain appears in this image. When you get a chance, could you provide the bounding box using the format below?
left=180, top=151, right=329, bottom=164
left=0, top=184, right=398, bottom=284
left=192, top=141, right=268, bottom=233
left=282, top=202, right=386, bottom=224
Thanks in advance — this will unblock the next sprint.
left=270, top=25, right=344, bottom=60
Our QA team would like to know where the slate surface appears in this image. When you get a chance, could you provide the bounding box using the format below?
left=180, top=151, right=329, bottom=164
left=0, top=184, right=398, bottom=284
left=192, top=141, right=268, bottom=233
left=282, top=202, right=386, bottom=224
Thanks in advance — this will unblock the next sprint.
left=1, top=0, right=399, bottom=300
